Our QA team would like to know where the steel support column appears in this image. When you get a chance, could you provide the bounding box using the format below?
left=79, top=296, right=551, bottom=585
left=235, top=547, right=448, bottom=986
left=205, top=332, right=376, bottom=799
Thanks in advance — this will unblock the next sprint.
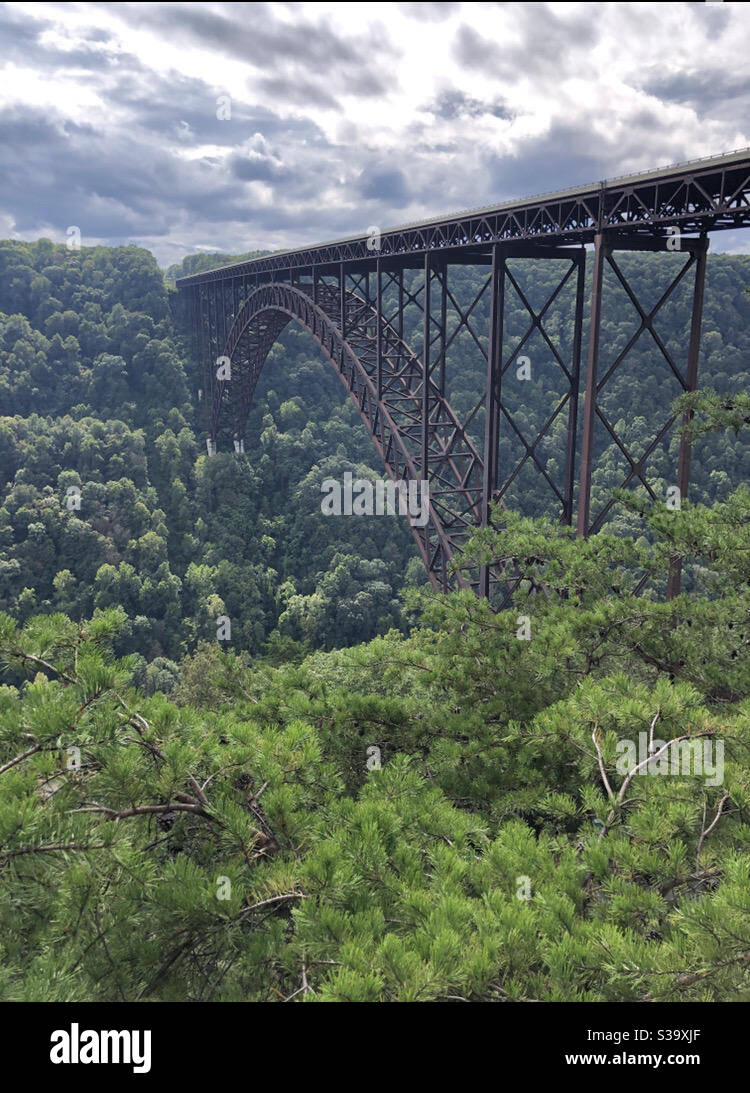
left=564, top=250, right=586, bottom=524
left=577, top=232, right=606, bottom=537
left=439, top=262, right=448, bottom=397
left=577, top=232, right=709, bottom=543
left=667, top=234, right=709, bottom=599
left=480, top=244, right=504, bottom=598
left=339, top=261, right=346, bottom=340
left=199, top=285, right=213, bottom=450
left=375, top=257, right=382, bottom=398
left=422, top=252, right=430, bottom=481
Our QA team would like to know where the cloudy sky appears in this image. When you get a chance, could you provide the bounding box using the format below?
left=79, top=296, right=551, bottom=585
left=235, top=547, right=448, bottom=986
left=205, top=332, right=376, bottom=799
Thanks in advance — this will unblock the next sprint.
left=1, top=1, right=749, bottom=264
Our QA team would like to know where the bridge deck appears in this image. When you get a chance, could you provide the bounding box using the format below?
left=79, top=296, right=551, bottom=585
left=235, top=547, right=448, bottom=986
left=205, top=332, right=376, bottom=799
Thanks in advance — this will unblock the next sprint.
left=177, top=148, right=750, bottom=287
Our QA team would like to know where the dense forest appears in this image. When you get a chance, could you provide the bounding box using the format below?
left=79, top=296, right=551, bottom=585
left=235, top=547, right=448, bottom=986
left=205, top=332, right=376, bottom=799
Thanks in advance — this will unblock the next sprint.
left=0, top=238, right=747, bottom=1001
left=0, top=241, right=421, bottom=674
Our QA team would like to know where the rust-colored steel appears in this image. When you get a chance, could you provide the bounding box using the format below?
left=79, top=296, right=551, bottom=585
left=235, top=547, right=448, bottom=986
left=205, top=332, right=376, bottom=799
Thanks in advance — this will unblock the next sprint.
left=577, top=233, right=710, bottom=539
left=577, top=233, right=607, bottom=537
left=667, top=237, right=709, bottom=599
left=178, top=149, right=750, bottom=286
left=179, top=150, right=749, bottom=595
left=215, top=281, right=479, bottom=590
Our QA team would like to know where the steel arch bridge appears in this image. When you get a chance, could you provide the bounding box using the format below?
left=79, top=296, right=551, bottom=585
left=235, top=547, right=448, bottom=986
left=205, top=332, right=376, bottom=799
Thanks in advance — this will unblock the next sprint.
left=177, top=147, right=750, bottom=599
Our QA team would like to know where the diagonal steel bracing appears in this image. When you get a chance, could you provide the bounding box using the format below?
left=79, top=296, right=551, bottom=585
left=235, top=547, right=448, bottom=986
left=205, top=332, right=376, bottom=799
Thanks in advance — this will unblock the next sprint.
left=187, top=243, right=591, bottom=597
left=577, top=234, right=708, bottom=582
left=179, top=143, right=737, bottom=597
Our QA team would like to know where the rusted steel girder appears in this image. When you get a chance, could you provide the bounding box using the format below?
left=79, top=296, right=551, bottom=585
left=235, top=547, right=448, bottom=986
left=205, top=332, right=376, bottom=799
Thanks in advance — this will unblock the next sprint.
left=181, top=155, right=721, bottom=597
left=177, top=149, right=750, bottom=287
left=189, top=241, right=591, bottom=596
left=576, top=233, right=709, bottom=546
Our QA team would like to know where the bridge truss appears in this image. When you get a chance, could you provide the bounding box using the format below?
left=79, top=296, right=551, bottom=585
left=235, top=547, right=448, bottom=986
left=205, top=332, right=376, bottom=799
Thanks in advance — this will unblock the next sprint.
left=177, top=149, right=750, bottom=598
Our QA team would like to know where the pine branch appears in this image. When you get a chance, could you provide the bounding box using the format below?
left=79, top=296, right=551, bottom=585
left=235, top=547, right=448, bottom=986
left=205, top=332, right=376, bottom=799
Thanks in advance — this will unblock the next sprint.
left=600, top=720, right=715, bottom=836
left=281, top=957, right=314, bottom=1002
left=237, top=892, right=305, bottom=921
left=1, top=841, right=109, bottom=864
left=71, top=801, right=219, bottom=824
left=6, top=648, right=76, bottom=684
left=0, top=742, right=42, bottom=775
left=696, top=794, right=731, bottom=864
left=114, top=692, right=208, bottom=804
left=591, top=723, right=614, bottom=801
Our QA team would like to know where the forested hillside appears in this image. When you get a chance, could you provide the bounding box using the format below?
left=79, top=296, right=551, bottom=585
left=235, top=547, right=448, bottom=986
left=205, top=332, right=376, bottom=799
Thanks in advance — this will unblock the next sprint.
left=1, top=475, right=748, bottom=1000
left=0, top=240, right=420, bottom=681
left=1, top=240, right=748, bottom=678
left=0, top=237, right=748, bottom=1002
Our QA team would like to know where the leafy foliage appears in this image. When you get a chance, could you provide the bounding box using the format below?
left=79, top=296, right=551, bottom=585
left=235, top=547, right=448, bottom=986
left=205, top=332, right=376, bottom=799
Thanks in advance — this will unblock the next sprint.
left=0, top=476, right=747, bottom=1001
left=0, top=240, right=748, bottom=1001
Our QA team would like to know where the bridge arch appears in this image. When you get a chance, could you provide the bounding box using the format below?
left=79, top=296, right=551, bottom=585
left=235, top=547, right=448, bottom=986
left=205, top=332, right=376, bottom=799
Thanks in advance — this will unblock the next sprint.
left=181, top=152, right=748, bottom=598
left=208, top=281, right=483, bottom=592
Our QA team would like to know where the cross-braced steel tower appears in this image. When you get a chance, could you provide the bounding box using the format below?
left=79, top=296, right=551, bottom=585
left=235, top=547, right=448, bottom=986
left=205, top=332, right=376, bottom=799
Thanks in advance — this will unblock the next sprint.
left=178, top=149, right=750, bottom=597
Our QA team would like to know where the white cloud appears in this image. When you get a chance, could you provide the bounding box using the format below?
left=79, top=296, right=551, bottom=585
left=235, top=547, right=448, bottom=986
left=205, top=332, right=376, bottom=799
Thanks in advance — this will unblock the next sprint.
left=0, top=1, right=748, bottom=262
